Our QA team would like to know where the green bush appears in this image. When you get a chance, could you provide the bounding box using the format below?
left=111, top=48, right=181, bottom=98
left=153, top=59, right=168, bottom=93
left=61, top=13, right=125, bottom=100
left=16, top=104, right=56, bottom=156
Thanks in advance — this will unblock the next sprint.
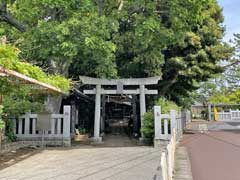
left=141, top=111, right=154, bottom=139
left=78, top=127, right=87, bottom=134
left=141, top=98, right=179, bottom=140
left=5, top=119, right=16, bottom=142
left=0, top=121, right=4, bottom=130
left=155, top=98, right=180, bottom=114
left=0, top=105, right=4, bottom=130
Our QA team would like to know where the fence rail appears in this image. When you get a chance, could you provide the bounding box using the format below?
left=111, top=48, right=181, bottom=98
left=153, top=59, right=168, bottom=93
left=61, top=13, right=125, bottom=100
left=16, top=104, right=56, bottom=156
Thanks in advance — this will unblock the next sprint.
left=11, top=106, right=71, bottom=146
left=154, top=106, right=187, bottom=180
left=214, top=110, right=240, bottom=122
left=154, top=106, right=185, bottom=141
left=14, top=114, right=64, bottom=138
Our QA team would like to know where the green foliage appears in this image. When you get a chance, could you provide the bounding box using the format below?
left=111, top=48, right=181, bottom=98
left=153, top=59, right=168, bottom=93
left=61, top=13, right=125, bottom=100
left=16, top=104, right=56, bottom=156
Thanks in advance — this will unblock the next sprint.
left=0, top=105, right=4, bottom=130
left=0, top=0, right=233, bottom=104
left=141, top=112, right=154, bottom=139
left=155, top=98, right=180, bottom=113
left=209, top=89, right=240, bottom=105
left=5, top=119, right=17, bottom=142
left=0, top=120, right=4, bottom=130
left=12, top=0, right=119, bottom=78
left=78, top=127, right=87, bottom=134
left=0, top=45, right=70, bottom=92
left=141, top=98, right=179, bottom=139
left=196, top=33, right=240, bottom=105
left=2, top=87, right=45, bottom=117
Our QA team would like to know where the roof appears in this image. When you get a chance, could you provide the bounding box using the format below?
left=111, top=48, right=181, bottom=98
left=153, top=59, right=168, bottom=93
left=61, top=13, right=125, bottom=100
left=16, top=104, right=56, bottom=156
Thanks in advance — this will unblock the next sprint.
left=0, top=66, right=65, bottom=94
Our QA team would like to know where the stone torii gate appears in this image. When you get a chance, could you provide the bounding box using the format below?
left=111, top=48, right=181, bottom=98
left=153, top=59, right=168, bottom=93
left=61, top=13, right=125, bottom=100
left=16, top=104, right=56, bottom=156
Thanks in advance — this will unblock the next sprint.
left=80, top=76, right=161, bottom=142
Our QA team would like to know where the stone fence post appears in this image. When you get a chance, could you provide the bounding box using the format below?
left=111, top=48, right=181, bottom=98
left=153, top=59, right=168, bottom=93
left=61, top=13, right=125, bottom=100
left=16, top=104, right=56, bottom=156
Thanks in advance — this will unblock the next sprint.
left=154, top=106, right=161, bottom=139
left=63, top=106, right=71, bottom=147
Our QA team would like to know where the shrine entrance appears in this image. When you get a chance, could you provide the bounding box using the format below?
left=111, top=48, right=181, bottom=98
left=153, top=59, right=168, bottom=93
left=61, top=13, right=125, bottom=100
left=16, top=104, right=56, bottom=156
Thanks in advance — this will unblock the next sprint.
left=79, top=76, right=160, bottom=142
left=104, top=95, right=133, bottom=136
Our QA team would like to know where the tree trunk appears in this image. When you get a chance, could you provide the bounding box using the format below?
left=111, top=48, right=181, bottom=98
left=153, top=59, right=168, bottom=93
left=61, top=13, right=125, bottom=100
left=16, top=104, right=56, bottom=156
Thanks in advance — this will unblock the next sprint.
left=45, top=58, right=70, bottom=114
left=45, top=95, right=63, bottom=114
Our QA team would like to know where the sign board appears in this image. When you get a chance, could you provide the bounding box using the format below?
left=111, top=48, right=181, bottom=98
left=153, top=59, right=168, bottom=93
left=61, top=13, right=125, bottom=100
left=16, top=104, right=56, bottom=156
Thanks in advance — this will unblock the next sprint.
left=36, top=113, right=52, bottom=131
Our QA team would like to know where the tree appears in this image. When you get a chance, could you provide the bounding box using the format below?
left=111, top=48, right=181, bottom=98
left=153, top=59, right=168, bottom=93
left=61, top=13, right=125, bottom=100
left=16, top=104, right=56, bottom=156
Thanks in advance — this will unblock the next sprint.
left=157, top=0, right=233, bottom=101
left=0, top=0, right=233, bottom=106
left=0, top=0, right=118, bottom=78
left=105, top=0, right=233, bottom=104
left=196, top=33, right=240, bottom=105
left=223, top=34, right=240, bottom=89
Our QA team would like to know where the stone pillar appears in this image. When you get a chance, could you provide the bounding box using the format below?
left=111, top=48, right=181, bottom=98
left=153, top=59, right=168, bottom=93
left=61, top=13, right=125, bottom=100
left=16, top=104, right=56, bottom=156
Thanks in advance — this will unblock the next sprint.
left=154, top=106, right=161, bottom=139
left=18, top=119, right=22, bottom=135
left=70, top=103, right=76, bottom=134
left=101, top=95, right=106, bottom=133
left=24, top=113, right=30, bottom=135
left=170, top=110, right=176, bottom=131
left=63, top=106, right=71, bottom=147
left=93, top=84, right=102, bottom=142
left=32, top=118, right=36, bottom=135
left=140, top=84, right=146, bottom=137
left=208, top=104, right=212, bottom=121
left=132, top=95, right=138, bottom=137
left=154, top=106, right=162, bottom=148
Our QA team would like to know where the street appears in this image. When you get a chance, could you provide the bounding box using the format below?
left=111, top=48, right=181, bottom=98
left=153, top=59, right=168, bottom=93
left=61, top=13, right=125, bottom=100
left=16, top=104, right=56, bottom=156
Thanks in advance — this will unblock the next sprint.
left=182, top=122, right=240, bottom=180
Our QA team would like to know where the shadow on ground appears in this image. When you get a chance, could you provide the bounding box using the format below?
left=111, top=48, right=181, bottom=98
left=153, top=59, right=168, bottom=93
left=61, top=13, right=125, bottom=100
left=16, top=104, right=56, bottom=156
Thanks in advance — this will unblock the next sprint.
left=0, top=147, right=42, bottom=170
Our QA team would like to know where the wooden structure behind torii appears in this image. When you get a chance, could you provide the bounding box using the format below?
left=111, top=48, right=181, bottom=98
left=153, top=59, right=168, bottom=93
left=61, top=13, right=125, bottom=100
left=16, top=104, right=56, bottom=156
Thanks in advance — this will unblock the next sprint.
left=80, top=76, right=161, bottom=142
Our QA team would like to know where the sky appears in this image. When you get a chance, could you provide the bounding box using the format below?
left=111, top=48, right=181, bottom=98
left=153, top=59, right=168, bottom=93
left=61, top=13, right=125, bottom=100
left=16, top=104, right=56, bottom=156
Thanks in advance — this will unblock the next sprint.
left=218, top=0, right=240, bottom=42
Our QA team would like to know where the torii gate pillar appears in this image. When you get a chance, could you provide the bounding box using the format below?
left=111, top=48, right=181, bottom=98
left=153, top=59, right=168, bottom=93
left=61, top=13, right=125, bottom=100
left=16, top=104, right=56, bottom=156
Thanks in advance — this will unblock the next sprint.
left=93, top=84, right=102, bottom=142
left=140, top=84, right=146, bottom=136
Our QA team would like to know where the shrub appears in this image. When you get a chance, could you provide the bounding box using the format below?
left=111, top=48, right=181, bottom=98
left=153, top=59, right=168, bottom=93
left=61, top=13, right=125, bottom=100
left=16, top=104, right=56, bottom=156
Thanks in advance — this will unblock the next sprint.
left=141, top=98, right=179, bottom=140
left=5, top=119, right=16, bottom=142
left=141, top=111, right=154, bottom=139
left=0, top=105, right=4, bottom=130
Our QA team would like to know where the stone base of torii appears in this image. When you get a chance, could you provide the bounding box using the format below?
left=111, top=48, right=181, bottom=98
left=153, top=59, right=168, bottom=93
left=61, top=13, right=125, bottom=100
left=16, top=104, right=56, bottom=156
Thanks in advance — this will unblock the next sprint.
left=79, top=76, right=161, bottom=142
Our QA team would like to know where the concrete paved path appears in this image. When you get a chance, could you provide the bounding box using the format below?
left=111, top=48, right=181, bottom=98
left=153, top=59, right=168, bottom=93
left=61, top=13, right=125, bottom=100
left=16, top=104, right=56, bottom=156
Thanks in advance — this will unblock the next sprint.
left=0, top=146, right=161, bottom=180
left=182, top=122, right=240, bottom=180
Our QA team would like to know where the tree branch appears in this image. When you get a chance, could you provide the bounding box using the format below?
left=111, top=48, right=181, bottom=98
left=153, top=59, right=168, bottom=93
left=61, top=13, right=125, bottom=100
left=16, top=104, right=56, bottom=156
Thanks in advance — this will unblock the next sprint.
left=159, top=72, right=179, bottom=96
left=118, top=0, right=123, bottom=11
left=0, top=1, right=27, bottom=32
left=223, top=60, right=240, bottom=69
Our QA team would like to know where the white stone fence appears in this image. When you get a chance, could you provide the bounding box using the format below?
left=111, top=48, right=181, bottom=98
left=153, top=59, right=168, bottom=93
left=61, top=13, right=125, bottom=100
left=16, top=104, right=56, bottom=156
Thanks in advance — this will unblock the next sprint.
left=11, top=106, right=71, bottom=146
left=154, top=106, right=184, bottom=143
left=160, top=129, right=177, bottom=180
left=154, top=106, right=186, bottom=180
left=213, top=110, right=240, bottom=122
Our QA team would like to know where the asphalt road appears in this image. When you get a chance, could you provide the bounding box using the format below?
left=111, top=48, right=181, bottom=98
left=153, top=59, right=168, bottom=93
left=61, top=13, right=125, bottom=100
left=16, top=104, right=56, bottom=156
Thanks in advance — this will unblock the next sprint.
left=182, top=130, right=240, bottom=180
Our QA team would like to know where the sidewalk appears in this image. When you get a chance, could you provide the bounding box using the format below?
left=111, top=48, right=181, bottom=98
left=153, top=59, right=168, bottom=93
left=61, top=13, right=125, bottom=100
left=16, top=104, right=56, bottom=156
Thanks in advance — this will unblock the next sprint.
left=173, top=146, right=193, bottom=180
